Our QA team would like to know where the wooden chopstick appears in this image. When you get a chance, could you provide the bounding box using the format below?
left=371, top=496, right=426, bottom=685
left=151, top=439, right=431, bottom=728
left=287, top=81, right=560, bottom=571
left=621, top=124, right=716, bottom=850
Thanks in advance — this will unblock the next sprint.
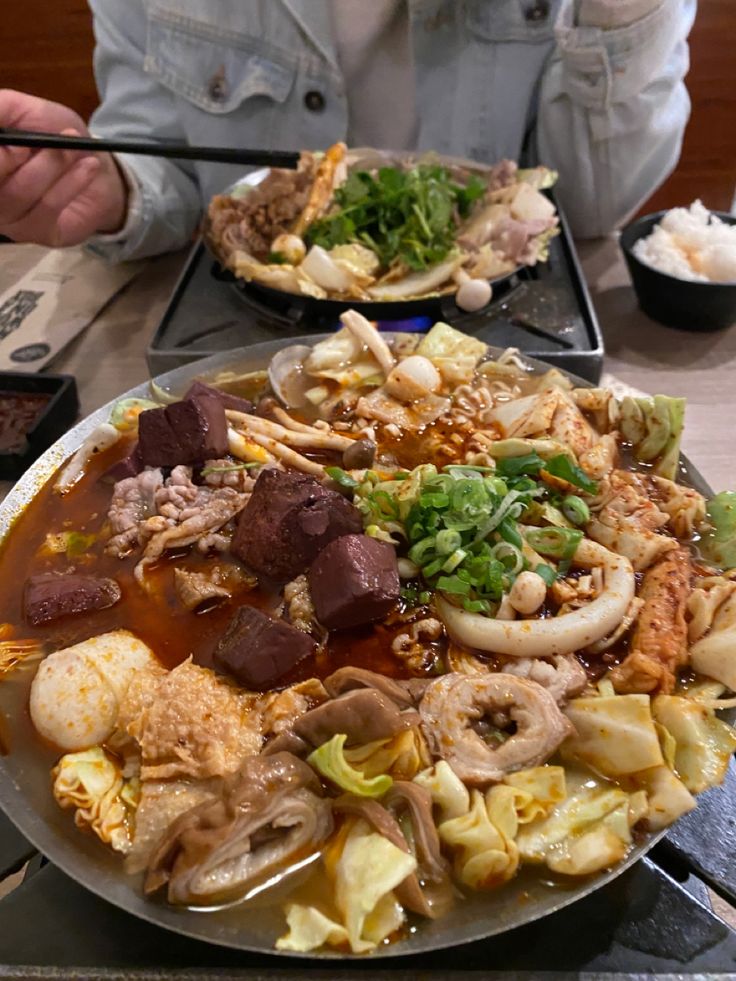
left=0, top=128, right=300, bottom=169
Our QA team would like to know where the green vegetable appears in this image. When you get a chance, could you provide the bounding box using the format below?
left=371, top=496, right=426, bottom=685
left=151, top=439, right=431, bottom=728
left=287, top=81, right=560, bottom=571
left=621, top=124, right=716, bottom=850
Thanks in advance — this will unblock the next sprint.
left=200, top=462, right=257, bottom=475
left=700, top=491, right=736, bottom=569
left=525, top=526, right=583, bottom=561
left=266, top=251, right=289, bottom=264
left=307, top=164, right=485, bottom=272
left=109, top=398, right=158, bottom=433
left=495, top=453, right=544, bottom=479
left=43, top=530, right=95, bottom=559
left=619, top=395, right=686, bottom=480
left=534, top=563, right=557, bottom=587
left=307, top=734, right=392, bottom=798
left=561, top=495, right=590, bottom=525
left=324, top=466, right=359, bottom=491
left=541, top=455, right=598, bottom=495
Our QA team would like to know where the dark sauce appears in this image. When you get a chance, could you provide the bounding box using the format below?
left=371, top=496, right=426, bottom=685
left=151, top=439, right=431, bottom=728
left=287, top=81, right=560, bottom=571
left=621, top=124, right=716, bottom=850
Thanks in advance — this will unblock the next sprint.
left=0, top=711, right=10, bottom=755
left=0, top=392, right=51, bottom=452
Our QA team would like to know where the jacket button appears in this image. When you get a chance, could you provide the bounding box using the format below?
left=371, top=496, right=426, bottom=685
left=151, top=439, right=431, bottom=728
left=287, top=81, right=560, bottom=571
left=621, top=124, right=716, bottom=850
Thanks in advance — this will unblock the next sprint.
left=524, top=0, right=549, bottom=20
left=208, top=66, right=228, bottom=102
left=304, top=90, right=326, bottom=112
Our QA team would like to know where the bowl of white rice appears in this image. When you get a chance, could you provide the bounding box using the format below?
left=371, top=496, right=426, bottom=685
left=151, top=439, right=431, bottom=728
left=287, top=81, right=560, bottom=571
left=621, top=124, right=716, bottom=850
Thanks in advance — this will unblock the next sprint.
left=620, top=201, right=736, bottom=330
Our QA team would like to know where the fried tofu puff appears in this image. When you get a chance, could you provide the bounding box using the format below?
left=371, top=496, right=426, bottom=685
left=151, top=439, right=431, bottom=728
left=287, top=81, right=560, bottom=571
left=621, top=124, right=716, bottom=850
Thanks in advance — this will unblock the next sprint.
left=30, top=630, right=160, bottom=751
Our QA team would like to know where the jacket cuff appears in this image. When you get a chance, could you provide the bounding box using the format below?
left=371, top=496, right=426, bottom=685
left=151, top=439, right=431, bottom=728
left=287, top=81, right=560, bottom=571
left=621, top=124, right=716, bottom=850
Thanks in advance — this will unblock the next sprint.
left=86, top=155, right=144, bottom=249
left=554, top=0, right=690, bottom=109
left=576, top=0, right=662, bottom=29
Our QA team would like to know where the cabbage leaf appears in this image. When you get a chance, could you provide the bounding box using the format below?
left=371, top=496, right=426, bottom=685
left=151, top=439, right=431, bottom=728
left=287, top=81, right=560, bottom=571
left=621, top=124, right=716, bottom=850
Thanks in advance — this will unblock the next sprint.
left=416, top=322, right=487, bottom=385
left=562, top=694, right=664, bottom=778
left=439, top=789, right=519, bottom=889
left=618, top=395, right=685, bottom=480
left=651, top=695, right=736, bottom=794
left=52, top=747, right=139, bottom=854
left=307, top=734, right=393, bottom=797
left=699, top=492, right=736, bottom=571
left=628, top=765, right=696, bottom=830
left=690, top=590, right=736, bottom=691
left=414, top=760, right=470, bottom=822
left=516, top=770, right=645, bottom=876
left=504, top=766, right=567, bottom=824
left=344, top=728, right=429, bottom=781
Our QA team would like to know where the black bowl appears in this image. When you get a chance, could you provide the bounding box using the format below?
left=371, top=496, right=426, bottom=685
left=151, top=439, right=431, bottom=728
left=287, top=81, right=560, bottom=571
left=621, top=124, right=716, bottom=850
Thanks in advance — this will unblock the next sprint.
left=619, top=209, right=736, bottom=331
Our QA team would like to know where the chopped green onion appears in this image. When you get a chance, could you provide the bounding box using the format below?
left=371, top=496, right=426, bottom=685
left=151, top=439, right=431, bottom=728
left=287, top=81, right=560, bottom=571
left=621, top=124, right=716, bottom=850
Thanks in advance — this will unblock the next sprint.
left=491, top=542, right=524, bottom=575
left=525, top=526, right=583, bottom=560
left=436, top=574, right=471, bottom=596
left=463, top=597, right=491, bottom=613
left=443, top=464, right=496, bottom=474
left=534, top=563, right=557, bottom=587
left=200, top=461, right=258, bottom=475
left=561, top=495, right=590, bottom=525
left=542, top=455, right=598, bottom=495
left=422, top=557, right=445, bottom=578
left=324, top=466, right=359, bottom=490
left=436, top=529, right=462, bottom=555
left=497, top=516, right=523, bottom=549
left=442, top=548, right=467, bottom=573
left=408, top=536, right=437, bottom=565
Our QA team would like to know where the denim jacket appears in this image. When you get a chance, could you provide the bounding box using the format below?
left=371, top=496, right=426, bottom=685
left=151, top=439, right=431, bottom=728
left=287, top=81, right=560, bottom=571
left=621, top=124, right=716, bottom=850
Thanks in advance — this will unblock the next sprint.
left=87, top=0, right=695, bottom=260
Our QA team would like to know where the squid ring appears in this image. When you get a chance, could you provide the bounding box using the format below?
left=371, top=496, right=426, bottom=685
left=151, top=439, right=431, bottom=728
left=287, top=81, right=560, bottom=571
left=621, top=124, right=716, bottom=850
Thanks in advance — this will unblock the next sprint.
left=437, top=539, right=635, bottom=657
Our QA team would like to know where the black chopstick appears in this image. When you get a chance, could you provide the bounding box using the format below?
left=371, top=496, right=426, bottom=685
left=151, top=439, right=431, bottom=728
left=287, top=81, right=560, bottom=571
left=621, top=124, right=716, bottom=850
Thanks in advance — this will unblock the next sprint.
left=0, top=128, right=300, bottom=169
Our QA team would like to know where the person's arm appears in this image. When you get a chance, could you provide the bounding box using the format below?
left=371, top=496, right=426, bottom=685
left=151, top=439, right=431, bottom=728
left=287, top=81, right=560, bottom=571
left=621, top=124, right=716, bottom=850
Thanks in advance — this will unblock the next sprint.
left=85, top=0, right=201, bottom=261
left=536, top=0, right=696, bottom=238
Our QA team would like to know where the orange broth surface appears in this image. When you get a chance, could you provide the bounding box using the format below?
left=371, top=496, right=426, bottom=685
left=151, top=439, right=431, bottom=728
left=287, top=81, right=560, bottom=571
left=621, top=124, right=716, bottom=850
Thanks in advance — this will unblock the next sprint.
left=0, top=434, right=445, bottom=694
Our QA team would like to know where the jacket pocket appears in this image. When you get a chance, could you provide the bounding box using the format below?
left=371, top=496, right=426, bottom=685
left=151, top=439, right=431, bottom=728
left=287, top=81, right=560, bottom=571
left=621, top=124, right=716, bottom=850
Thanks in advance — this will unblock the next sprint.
left=143, top=9, right=296, bottom=114
left=465, top=0, right=558, bottom=43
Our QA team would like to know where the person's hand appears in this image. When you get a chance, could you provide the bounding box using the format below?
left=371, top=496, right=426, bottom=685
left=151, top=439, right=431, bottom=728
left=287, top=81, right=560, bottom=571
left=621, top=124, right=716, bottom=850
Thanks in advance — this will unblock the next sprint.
left=0, top=89, right=128, bottom=247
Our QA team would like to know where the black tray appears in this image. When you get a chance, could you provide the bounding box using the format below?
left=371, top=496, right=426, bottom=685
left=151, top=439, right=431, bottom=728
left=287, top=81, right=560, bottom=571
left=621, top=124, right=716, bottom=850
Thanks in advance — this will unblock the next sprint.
left=0, top=372, right=79, bottom=480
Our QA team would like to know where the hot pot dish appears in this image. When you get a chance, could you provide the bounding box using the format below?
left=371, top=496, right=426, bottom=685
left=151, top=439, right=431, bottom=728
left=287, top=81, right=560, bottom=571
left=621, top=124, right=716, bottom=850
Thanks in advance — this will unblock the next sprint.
left=1, top=315, right=735, bottom=956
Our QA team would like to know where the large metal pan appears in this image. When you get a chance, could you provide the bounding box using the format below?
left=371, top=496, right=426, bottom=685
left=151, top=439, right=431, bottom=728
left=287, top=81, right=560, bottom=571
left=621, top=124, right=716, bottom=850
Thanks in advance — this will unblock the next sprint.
left=203, top=148, right=531, bottom=321
left=0, top=340, right=725, bottom=960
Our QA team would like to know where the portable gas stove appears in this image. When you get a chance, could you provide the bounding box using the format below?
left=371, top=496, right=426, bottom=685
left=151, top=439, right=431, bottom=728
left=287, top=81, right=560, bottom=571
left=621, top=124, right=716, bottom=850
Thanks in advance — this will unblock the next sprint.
left=147, top=208, right=604, bottom=382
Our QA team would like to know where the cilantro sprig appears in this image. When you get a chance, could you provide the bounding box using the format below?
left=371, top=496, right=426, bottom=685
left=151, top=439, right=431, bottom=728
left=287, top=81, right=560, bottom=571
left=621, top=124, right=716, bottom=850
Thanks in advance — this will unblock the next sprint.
left=306, top=165, right=485, bottom=272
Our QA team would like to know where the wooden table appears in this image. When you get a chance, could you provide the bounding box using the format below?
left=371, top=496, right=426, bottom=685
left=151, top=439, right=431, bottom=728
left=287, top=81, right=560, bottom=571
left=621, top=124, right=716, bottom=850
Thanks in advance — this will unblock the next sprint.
left=1, top=237, right=734, bottom=497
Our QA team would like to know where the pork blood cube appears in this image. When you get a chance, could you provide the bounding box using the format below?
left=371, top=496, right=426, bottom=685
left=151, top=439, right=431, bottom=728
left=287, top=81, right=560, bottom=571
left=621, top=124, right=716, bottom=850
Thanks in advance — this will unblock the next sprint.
left=212, top=606, right=315, bottom=688
left=24, top=574, right=122, bottom=626
left=308, top=534, right=400, bottom=629
left=184, top=380, right=254, bottom=415
left=231, top=469, right=362, bottom=583
left=138, top=394, right=228, bottom=468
